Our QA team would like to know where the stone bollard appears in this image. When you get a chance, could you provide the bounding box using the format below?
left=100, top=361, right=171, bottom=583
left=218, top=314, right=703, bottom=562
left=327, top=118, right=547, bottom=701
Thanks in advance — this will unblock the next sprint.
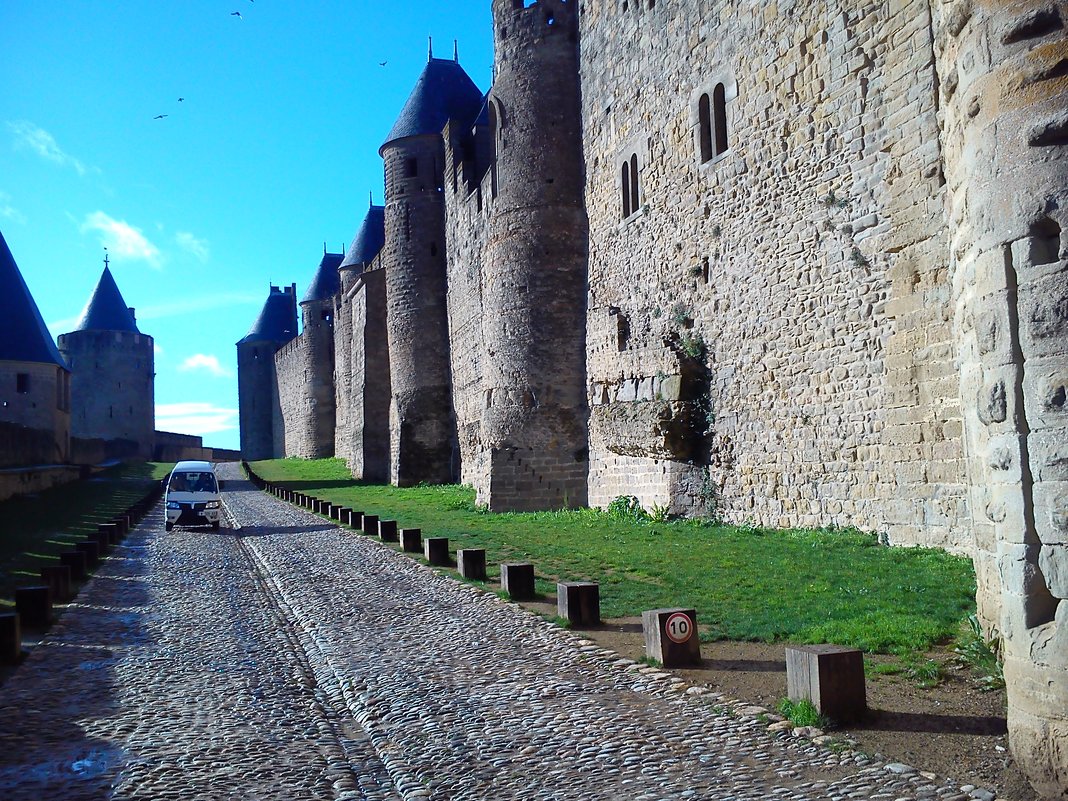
left=457, top=549, right=487, bottom=581
left=0, top=612, right=20, bottom=664
left=362, top=514, right=379, bottom=535
left=424, top=537, right=449, bottom=566
left=15, top=585, right=52, bottom=628
left=379, top=520, right=399, bottom=542
left=400, top=528, right=422, bottom=553
left=642, top=608, right=700, bottom=667
left=60, top=550, right=88, bottom=581
left=75, top=540, right=100, bottom=570
left=558, top=582, right=600, bottom=627
left=40, top=564, right=73, bottom=603
left=501, top=563, right=536, bottom=600
left=785, top=644, right=866, bottom=724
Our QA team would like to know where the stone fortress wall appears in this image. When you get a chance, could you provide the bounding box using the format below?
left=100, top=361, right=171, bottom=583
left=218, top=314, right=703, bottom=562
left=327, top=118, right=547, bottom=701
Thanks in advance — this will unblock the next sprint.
left=244, top=0, right=1067, bottom=791
left=274, top=301, right=336, bottom=460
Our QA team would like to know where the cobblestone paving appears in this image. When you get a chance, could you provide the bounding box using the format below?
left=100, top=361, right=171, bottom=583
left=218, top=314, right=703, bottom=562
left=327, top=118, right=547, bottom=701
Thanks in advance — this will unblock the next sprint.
left=0, top=464, right=969, bottom=800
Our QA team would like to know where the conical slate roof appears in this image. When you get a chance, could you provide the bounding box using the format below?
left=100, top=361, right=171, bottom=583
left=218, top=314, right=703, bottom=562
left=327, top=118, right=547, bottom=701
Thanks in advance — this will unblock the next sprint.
left=72, top=267, right=140, bottom=333
left=381, top=58, right=484, bottom=153
left=302, top=252, right=344, bottom=304
left=238, top=286, right=298, bottom=346
left=0, top=229, right=68, bottom=368
left=340, top=206, right=385, bottom=272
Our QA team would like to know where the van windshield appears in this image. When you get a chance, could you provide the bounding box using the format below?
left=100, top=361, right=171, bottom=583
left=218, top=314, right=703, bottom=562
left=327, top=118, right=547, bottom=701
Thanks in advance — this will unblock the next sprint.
left=169, top=472, right=218, bottom=494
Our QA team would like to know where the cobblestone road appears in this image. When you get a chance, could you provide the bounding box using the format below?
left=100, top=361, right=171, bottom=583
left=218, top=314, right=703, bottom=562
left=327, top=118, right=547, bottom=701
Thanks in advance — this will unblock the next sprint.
left=0, top=464, right=968, bottom=800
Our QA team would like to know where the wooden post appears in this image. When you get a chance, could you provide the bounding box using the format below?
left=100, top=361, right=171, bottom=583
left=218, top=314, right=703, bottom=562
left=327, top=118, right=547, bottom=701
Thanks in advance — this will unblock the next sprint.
left=400, top=528, right=422, bottom=553
left=362, top=514, right=379, bottom=535
left=558, top=582, right=600, bottom=626
left=379, top=520, right=399, bottom=542
left=457, top=549, right=486, bottom=580
left=75, top=540, right=100, bottom=570
left=501, top=563, right=536, bottom=600
left=0, top=613, right=20, bottom=664
left=40, top=564, right=73, bottom=604
left=15, top=585, right=52, bottom=628
left=785, top=644, right=867, bottom=723
left=642, top=608, right=700, bottom=667
left=60, top=550, right=88, bottom=581
left=424, top=537, right=449, bottom=566
left=348, top=510, right=364, bottom=529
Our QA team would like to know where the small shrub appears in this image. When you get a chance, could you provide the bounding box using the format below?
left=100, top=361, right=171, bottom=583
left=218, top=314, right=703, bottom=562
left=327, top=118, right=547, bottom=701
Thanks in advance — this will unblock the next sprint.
left=903, top=657, right=944, bottom=688
left=650, top=503, right=671, bottom=522
left=679, top=332, right=706, bottom=360
left=851, top=247, right=870, bottom=268
left=953, top=614, right=1004, bottom=691
left=606, top=495, right=650, bottom=522
left=777, top=698, right=829, bottom=729
left=671, top=303, right=691, bottom=327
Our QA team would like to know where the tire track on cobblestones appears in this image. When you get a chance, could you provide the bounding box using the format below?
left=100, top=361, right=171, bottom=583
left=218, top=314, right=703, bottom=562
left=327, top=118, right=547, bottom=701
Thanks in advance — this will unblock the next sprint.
left=219, top=464, right=968, bottom=801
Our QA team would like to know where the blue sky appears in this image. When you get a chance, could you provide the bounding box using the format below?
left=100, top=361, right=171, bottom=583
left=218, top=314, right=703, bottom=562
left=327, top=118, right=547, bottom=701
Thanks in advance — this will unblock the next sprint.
left=0, top=1, right=493, bottom=452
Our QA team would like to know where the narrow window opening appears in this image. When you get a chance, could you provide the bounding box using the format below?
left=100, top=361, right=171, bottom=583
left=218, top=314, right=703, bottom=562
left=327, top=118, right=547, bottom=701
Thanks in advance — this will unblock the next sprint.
left=109, top=406, right=113, bottom=419
left=430, top=242, right=439, bottom=257
left=701, top=256, right=710, bottom=285
left=629, top=153, right=640, bottom=212
left=406, top=157, right=418, bottom=178
left=698, top=93, right=713, bottom=163
left=713, top=83, right=729, bottom=155
left=621, top=161, right=631, bottom=218
left=15, top=373, right=29, bottom=394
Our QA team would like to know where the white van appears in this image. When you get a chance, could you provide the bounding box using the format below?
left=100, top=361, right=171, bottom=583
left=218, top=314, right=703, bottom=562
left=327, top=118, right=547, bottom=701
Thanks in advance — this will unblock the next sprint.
left=165, top=460, right=223, bottom=531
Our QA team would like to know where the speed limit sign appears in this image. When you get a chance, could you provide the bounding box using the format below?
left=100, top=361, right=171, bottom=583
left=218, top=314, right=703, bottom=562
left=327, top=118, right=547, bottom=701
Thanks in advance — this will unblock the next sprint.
left=665, top=611, right=694, bottom=644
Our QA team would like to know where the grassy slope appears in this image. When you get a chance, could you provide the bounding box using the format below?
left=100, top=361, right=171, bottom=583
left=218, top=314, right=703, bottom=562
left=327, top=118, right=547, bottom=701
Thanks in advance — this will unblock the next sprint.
left=252, top=458, right=976, bottom=655
left=0, top=462, right=172, bottom=603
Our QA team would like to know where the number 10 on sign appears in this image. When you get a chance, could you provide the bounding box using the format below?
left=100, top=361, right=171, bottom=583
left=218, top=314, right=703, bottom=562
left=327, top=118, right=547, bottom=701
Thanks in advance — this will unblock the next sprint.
left=665, top=612, right=693, bottom=644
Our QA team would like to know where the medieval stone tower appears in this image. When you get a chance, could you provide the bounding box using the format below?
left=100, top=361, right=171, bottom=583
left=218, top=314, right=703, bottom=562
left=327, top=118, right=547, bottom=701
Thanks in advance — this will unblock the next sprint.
left=58, top=262, right=154, bottom=458
left=280, top=251, right=342, bottom=459
left=473, top=0, right=590, bottom=510
left=379, top=52, right=483, bottom=486
left=237, top=284, right=297, bottom=460
left=335, top=203, right=390, bottom=481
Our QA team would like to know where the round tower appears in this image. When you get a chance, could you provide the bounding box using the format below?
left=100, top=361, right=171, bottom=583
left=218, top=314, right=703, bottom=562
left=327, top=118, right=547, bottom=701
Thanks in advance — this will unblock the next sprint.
left=237, top=284, right=297, bottom=461
left=478, top=0, right=590, bottom=510
left=379, top=51, right=484, bottom=486
left=933, top=2, right=1068, bottom=795
left=299, top=251, right=343, bottom=458
left=58, top=262, right=154, bottom=459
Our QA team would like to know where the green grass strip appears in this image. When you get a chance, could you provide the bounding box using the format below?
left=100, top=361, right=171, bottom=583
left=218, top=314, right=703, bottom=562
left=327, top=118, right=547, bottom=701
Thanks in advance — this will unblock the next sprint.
left=0, top=462, right=172, bottom=604
left=252, top=458, right=977, bottom=656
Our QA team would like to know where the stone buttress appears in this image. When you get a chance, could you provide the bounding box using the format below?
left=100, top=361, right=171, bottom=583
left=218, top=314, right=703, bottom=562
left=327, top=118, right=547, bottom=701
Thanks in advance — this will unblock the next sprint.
left=934, top=1, right=1068, bottom=795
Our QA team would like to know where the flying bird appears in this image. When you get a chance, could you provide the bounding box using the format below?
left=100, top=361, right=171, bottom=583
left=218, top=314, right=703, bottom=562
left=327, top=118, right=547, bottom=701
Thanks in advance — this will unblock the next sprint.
left=178, top=97, right=184, bottom=102
left=379, top=61, right=388, bottom=67
left=153, top=114, right=168, bottom=120
left=231, top=11, right=243, bottom=18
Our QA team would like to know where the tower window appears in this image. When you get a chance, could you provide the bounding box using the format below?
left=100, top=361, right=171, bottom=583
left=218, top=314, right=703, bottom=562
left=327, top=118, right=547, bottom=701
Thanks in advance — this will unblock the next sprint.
left=621, top=161, right=631, bottom=218
left=713, top=83, right=728, bottom=156
left=406, top=158, right=419, bottom=178
left=698, top=93, right=713, bottom=163
left=16, top=373, right=29, bottom=394
left=621, top=153, right=641, bottom=219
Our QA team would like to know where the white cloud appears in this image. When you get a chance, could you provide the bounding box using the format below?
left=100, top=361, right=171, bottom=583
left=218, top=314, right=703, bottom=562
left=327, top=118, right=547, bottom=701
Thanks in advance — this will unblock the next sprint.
left=178, top=354, right=232, bottom=377
left=0, top=191, right=26, bottom=224
left=175, top=231, right=210, bottom=262
left=156, top=402, right=238, bottom=437
left=80, top=211, right=161, bottom=267
left=8, top=120, right=89, bottom=175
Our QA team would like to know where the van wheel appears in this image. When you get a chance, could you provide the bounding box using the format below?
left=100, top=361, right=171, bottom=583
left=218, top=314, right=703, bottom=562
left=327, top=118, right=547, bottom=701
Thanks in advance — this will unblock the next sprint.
left=165, top=522, right=173, bottom=532
left=212, top=521, right=221, bottom=531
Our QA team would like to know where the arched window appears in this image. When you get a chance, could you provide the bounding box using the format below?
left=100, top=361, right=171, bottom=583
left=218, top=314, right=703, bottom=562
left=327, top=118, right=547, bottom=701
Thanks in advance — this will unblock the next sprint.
left=629, top=153, right=640, bottom=212
left=698, top=93, right=713, bottom=163
left=621, top=161, right=631, bottom=218
left=713, top=83, right=728, bottom=155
